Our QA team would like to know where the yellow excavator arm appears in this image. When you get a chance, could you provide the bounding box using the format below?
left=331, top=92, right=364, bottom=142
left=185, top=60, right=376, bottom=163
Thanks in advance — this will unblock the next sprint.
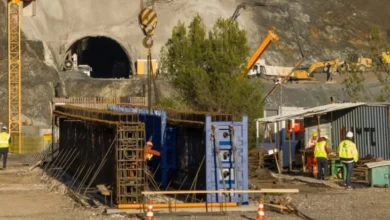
left=307, top=61, right=326, bottom=74
left=236, top=30, right=279, bottom=81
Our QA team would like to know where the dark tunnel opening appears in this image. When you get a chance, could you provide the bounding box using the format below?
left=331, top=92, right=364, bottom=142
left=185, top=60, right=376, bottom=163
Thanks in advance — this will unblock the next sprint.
left=66, top=36, right=132, bottom=79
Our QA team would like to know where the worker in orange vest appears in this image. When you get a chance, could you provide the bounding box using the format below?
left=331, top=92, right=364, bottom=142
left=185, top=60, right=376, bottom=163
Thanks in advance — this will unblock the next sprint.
left=305, top=130, right=318, bottom=173
left=129, top=141, right=161, bottom=177
left=144, top=141, right=161, bottom=161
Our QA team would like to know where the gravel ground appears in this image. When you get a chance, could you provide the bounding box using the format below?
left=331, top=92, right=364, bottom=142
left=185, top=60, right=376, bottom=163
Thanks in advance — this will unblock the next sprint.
left=1, top=154, right=390, bottom=220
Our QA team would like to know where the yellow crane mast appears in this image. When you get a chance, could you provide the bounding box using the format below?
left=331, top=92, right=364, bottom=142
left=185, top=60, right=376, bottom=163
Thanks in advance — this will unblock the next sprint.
left=8, top=0, right=22, bottom=152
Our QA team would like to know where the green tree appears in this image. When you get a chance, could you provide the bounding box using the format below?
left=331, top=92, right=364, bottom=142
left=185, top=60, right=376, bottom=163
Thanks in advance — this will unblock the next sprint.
left=369, top=25, right=390, bottom=101
left=342, top=26, right=390, bottom=102
left=159, top=14, right=263, bottom=147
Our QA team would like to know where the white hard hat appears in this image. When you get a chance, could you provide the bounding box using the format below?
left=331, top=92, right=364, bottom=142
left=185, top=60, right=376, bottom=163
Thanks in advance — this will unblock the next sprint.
left=1, top=126, right=7, bottom=130
left=346, top=131, right=353, bottom=138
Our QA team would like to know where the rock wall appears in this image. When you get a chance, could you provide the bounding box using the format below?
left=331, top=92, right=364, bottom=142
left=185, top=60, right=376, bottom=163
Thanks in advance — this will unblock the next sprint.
left=14, top=0, right=390, bottom=68
left=1, top=0, right=390, bottom=124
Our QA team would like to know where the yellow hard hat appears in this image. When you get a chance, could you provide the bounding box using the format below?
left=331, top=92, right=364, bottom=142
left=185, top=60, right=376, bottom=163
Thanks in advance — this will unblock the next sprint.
left=312, top=132, right=318, bottom=137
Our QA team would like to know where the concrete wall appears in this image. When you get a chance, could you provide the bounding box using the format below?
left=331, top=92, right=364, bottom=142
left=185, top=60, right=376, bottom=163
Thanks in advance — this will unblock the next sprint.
left=14, top=0, right=253, bottom=70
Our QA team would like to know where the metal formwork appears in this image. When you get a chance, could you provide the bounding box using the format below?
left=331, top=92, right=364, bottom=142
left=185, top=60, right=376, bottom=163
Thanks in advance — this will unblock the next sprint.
left=109, top=105, right=249, bottom=205
left=108, top=106, right=175, bottom=189
left=205, top=115, right=249, bottom=204
left=53, top=106, right=146, bottom=204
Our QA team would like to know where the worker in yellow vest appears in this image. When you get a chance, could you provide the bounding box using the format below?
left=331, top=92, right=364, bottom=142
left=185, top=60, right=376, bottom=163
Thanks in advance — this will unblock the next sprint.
left=338, top=131, right=358, bottom=190
left=0, top=126, right=11, bottom=170
left=314, top=135, right=330, bottom=180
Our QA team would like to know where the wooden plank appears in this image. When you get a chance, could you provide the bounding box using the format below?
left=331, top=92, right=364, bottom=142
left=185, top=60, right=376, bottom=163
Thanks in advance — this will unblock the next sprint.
left=96, top=184, right=110, bottom=196
left=29, top=159, right=43, bottom=171
left=142, top=189, right=299, bottom=195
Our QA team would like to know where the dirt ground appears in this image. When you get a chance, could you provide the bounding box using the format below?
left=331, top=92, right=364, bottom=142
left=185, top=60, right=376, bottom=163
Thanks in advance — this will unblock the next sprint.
left=1, top=155, right=390, bottom=220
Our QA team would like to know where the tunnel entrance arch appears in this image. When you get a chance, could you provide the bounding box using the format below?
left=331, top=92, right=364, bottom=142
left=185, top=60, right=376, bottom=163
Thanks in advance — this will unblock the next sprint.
left=63, top=36, right=132, bottom=79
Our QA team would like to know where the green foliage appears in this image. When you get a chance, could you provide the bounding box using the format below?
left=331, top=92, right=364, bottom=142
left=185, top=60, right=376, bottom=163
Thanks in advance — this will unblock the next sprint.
left=159, top=14, right=263, bottom=147
left=342, top=70, right=366, bottom=102
left=368, top=25, right=390, bottom=101
left=370, top=25, right=382, bottom=43
left=343, top=26, right=390, bottom=102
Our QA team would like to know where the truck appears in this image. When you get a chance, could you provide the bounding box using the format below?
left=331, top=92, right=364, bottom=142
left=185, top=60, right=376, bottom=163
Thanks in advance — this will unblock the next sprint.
left=247, top=59, right=294, bottom=80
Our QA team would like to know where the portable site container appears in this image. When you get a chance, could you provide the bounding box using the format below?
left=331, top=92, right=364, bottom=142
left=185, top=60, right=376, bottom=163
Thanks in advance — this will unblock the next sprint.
left=108, top=106, right=249, bottom=204
left=257, top=106, right=306, bottom=167
left=259, top=103, right=390, bottom=163
left=303, top=103, right=390, bottom=159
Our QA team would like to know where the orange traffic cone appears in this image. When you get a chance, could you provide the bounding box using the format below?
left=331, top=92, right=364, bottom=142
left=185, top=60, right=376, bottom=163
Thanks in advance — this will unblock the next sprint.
left=145, top=200, right=154, bottom=220
left=256, top=200, right=266, bottom=220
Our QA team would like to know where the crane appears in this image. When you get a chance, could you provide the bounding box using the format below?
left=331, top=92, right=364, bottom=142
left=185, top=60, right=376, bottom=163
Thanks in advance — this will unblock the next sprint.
left=232, top=2, right=305, bottom=103
left=231, top=2, right=304, bottom=86
left=7, top=0, right=36, bottom=153
left=232, top=3, right=280, bottom=81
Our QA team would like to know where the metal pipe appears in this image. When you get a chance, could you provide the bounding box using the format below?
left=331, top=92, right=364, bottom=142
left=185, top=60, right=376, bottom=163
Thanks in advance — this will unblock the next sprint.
left=118, top=202, right=238, bottom=209
left=142, top=189, right=299, bottom=195
left=57, top=151, right=80, bottom=181
left=83, top=133, right=118, bottom=195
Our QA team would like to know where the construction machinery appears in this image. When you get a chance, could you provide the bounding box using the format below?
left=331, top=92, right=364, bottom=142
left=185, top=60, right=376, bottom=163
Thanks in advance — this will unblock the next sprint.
left=236, top=30, right=280, bottom=81
left=7, top=0, right=36, bottom=153
left=342, top=53, right=372, bottom=72
left=235, top=3, right=306, bottom=104
left=292, top=59, right=342, bottom=80
left=379, top=51, right=390, bottom=70
left=382, top=51, right=390, bottom=64
left=231, top=3, right=280, bottom=81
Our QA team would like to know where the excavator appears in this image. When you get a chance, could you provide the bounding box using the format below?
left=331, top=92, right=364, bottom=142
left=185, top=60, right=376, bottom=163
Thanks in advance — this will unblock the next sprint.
left=232, top=2, right=304, bottom=82
left=292, top=59, right=342, bottom=80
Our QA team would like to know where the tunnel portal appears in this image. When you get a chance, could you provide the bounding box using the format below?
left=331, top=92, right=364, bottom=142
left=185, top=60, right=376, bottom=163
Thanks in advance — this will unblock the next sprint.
left=66, top=36, right=132, bottom=79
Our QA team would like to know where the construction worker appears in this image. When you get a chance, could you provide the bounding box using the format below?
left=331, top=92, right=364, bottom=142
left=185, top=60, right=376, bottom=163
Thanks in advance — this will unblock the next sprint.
left=0, top=126, right=11, bottom=170
left=338, top=131, right=358, bottom=190
left=72, top=53, right=78, bottom=71
left=314, top=135, right=330, bottom=180
left=325, top=62, right=332, bottom=82
left=305, top=130, right=318, bottom=172
left=129, top=141, right=160, bottom=177
left=144, top=141, right=161, bottom=161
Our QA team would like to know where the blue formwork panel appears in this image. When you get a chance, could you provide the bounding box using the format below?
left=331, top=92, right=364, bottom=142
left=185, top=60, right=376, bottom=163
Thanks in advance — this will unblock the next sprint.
left=108, top=106, right=176, bottom=188
left=205, top=115, right=249, bottom=205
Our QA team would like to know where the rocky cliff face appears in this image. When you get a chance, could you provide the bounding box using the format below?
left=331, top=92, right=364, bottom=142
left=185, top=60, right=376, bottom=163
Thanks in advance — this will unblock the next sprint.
left=0, top=0, right=389, bottom=125
left=245, top=0, right=390, bottom=66
left=0, top=2, right=59, bottom=125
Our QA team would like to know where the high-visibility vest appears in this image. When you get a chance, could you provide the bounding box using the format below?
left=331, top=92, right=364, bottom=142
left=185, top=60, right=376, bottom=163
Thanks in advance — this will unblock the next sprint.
left=147, top=154, right=153, bottom=160
left=339, top=140, right=359, bottom=162
left=0, top=132, right=10, bottom=148
left=314, top=141, right=327, bottom=158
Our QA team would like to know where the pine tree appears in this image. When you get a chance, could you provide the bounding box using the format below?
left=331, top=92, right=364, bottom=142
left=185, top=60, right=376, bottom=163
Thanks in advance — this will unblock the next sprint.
left=159, top=14, right=263, bottom=147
